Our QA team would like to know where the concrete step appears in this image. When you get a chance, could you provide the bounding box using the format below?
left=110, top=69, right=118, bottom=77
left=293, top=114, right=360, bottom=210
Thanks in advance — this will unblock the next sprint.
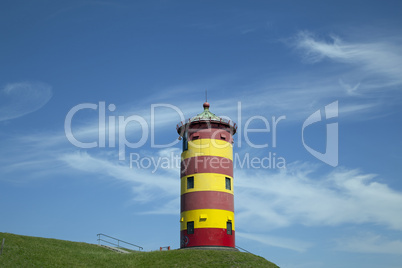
left=99, top=244, right=130, bottom=253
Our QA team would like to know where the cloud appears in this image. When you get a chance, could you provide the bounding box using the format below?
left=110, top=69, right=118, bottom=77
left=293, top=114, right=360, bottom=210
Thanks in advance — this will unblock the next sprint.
left=0, top=82, right=52, bottom=121
left=141, top=197, right=179, bottom=215
left=294, top=32, right=349, bottom=63
left=235, top=163, right=402, bottom=231
left=59, top=150, right=179, bottom=204
left=293, top=31, right=402, bottom=88
left=336, top=233, right=402, bottom=254
left=339, top=79, right=360, bottom=96
left=237, top=232, right=312, bottom=252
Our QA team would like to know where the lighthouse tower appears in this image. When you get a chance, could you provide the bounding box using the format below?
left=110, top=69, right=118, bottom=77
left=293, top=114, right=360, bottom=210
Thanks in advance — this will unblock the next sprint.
left=177, top=102, right=237, bottom=249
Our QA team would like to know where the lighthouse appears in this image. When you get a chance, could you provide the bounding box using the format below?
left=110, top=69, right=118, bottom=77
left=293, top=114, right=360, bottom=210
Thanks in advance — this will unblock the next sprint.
left=177, top=101, right=237, bottom=249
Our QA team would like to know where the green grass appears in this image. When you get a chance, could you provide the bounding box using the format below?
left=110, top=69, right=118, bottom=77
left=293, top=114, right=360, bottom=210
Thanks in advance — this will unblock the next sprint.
left=0, top=232, right=279, bottom=267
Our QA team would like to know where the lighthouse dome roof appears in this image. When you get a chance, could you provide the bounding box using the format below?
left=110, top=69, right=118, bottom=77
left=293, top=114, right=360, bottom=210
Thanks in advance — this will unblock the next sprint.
left=176, top=101, right=237, bottom=136
left=190, top=102, right=221, bottom=122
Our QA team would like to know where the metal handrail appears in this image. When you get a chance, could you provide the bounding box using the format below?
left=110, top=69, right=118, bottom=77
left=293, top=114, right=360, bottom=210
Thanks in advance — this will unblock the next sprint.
left=177, top=118, right=237, bottom=131
left=98, top=238, right=120, bottom=248
left=97, top=233, right=143, bottom=251
left=236, top=245, right=254, bottom=255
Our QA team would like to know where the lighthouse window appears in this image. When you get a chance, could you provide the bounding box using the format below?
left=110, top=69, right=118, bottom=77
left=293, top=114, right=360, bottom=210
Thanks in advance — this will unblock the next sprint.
left=187, top=176, right=194, bottom=189
left=225, top=177, right=231, bottom=190
left=182, top=131, right=188, bottom=151
left=227, top=221, right=232, bottom=235
left=187, top=221, right=194, bottom=234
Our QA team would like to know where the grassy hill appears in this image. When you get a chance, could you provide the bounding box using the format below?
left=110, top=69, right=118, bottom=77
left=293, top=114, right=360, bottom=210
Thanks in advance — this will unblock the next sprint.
left=0, top=232, right=279, bottom=267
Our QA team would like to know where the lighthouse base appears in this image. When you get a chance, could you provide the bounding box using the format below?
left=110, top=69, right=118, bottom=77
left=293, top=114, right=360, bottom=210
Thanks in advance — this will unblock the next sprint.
left=180, top=228, right=235, bottom=248
left=179, top=246, right=239, bottom=251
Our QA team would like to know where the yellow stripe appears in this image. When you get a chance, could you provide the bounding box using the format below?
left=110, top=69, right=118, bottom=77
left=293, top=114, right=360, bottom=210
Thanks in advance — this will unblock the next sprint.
left=181, top=173, right=234, bottom=195
left=180, top=209, right=235, bottom=230
left=182, top=139, right=233, bottom=161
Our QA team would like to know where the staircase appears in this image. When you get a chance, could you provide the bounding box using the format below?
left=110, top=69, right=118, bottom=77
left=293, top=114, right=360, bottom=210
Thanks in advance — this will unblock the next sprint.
left=99, top=244, right=130, bottom=254
left=97, top=233, right=143, bottom=253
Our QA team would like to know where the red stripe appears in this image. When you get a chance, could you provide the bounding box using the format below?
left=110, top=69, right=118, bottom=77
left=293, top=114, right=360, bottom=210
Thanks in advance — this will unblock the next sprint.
left=180, top=228, right=235, bottom=248
left=188, top=128, right=233, bottom=143
left=181, top=191, right=234, bottom=212
left=181, top=156, right=233, bottom=177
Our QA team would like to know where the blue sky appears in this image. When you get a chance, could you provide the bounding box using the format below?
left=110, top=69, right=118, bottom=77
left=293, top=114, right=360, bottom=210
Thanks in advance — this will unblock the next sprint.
left=1, top=1, right=402, bottom=267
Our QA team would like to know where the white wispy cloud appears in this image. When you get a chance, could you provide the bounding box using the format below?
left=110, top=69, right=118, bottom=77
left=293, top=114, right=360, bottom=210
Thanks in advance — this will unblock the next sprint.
left=141, top=197, right=180, bottom=215
left=339, top=79, right=360, bottom=96
left=0, top=82, right=52, bottom=121
left=59, top=151, right=179, bottom=203
left=336, top=232, right=402, bottom=254
left=293, top=31, right=402, bottom=89
left=237, top=232, right=312, bottom=252
left=235, top=163, right=402, bottom=231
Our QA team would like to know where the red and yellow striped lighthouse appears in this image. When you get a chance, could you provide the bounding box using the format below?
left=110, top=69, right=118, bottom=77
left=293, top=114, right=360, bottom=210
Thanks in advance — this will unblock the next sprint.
left=177, top=101, right=237, bottom=248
